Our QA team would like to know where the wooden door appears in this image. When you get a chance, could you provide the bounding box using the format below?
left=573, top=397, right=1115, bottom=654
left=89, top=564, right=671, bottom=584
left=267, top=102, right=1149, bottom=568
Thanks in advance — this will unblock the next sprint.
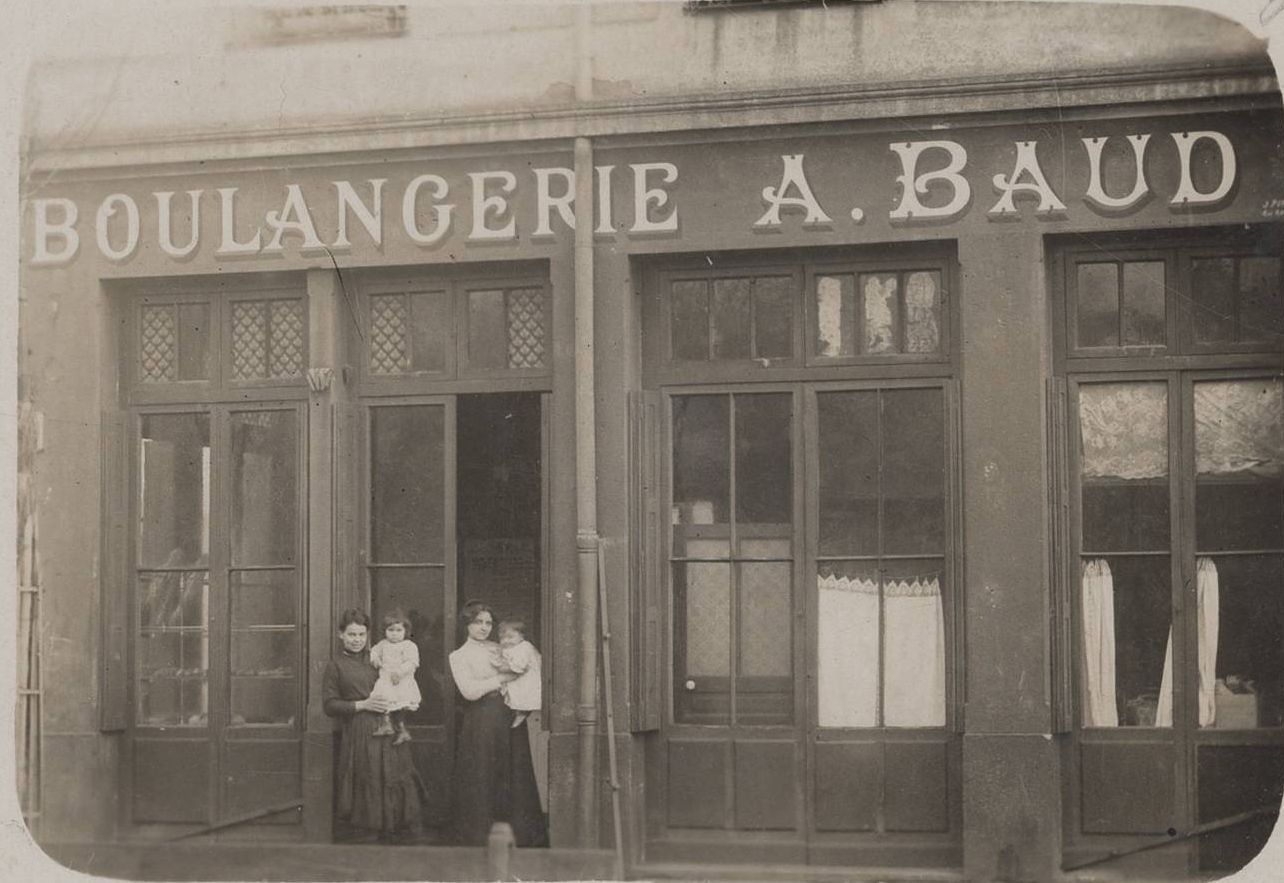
left=364, top=398, right=456, bottom=827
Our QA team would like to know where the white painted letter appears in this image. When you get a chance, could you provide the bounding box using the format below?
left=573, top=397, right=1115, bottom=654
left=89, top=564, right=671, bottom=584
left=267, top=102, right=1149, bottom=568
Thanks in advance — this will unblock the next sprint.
left=264, top=184, right=325, bottom=253
left=217, top=188, right=262, bottom=256
left=403, top=174, right=454, bottom=245
left=155, top=190, right=203, bottom=259
left=889, top=141, right=971, bottom=221
left=31, top=198, right=79, bottom=264
left=1171, top=131, right=1237, bottom=207
left=989, top=141, right=1066, bottom=216
left=96, top=193, right=140, bottom=261
left=755, top=154, right=832, bottom=227
left=630, top=162, right=679, bottom=233
left=469, top=171, right=518, bottom=241
left=533, top=167, right=575, bottom=236
left=595, top=165, right=615, bottom=234
left=1082, top=135, right=1151, bottom=212
left=332, top=179, right=386, bottom=248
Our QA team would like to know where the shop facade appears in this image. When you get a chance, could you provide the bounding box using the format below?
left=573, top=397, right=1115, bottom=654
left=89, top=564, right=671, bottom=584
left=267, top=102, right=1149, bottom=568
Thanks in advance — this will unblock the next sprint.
left=16, top=3, right=1284, bottom=881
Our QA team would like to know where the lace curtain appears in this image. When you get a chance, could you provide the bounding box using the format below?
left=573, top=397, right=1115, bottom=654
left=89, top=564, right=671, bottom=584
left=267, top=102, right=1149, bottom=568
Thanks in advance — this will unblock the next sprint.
left=1081, top=380, right=1283, bottom=480
left=1081, top=557, right=1220, bottom=728
left=817, top=574, right=946, bottom=728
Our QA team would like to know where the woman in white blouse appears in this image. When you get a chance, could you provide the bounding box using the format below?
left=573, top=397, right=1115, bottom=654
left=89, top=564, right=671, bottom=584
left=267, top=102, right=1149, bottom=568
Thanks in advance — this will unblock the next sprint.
left=448, top=599, right=547, bottom=846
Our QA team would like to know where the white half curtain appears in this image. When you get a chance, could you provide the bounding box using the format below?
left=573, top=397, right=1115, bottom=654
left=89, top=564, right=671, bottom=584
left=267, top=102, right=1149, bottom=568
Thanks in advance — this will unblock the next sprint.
left=817, top=574, right=945, bottom=728
left=1155, top=557, right=1220, bottom=727
left=1080, top=559, right=1118, bottom=727
left=884, top=578, right=946, bottom=727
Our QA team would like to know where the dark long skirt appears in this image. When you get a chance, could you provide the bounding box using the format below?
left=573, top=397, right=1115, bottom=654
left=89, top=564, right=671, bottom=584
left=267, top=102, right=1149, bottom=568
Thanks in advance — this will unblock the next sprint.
left=336, top=709, right=424, bottom=837
left=452, top=692, right=548, bottom=847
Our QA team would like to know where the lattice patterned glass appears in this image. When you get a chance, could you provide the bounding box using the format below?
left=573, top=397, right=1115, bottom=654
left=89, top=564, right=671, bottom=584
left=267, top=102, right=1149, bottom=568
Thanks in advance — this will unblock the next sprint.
left=140, top=305, right=178, bottom=382
left=231, top=299, right=305, bottom=381
left=506, top=288, right=545, bottom=369
left=369, top=295, right=410, bottom=375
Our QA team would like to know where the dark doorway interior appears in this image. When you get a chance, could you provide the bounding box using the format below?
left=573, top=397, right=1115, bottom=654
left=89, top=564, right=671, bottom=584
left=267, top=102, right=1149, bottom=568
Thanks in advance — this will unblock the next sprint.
left=456, top=393, right=543, bottom=640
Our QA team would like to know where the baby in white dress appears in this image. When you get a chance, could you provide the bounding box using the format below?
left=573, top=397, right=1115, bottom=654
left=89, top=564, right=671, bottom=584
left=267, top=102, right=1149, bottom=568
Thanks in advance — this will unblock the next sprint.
left=369, top=610, right=421, bottom=744
left=497, top=619, right=541, bottom=728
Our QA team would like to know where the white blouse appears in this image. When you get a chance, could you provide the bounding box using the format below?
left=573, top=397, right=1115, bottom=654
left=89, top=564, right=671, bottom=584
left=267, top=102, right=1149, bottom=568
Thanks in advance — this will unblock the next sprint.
left=448, top=638, right=504, bottom=701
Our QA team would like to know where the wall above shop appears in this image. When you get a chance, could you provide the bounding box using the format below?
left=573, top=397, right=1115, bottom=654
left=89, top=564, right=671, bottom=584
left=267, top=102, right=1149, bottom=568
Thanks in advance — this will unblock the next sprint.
left=22, top=1, right=1272, bottom=169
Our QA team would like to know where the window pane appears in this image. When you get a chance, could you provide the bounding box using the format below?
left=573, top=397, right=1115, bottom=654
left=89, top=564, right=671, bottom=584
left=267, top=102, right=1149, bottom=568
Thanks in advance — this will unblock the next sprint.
left=137, top=571, right=208, bottom=727
left=1121, top=261, right=1166, bottom=346
left=506, top=288, right=546, bottom=369
left=817, top=391, right=879, bottom=556
left=229, top=301, right=270, bottom=380
left=672, top=396, right=729, bottom=552
left=675, top=561, right=731, bottom=724
left=1239, top=256, right=1284, bottom=344
left=138, top=413, right=210, bottom=569
left=1079, top=382, right=1169, bottom=552
left=140, top=305, right=178, bottom=382
left=231, top=411, right=297, bottom=566
left=371, top=567, right=446, bottom=726
left=1080, top=556, right=1172, bottom=728
left=882, top=558, right=947, bottom=728
left=267, top=299, right=306, bottom=378
left=1199, top=556, right=1284, bottom=730
left=754, top=276, right=793, bottom=359
left=408, top=291, right=448, bottom=372
left=670, top=280, right=709, bottom=361
left=369, top=294, right=410, bottom=375
left=231, top=570, right=298, bottom=726
left=1077, top=262, right=1119, bottom=347
left=815, top=274, right=854, bottom=357
left=735, top=394, right=792, bottom=528
left=177, top=303, right=211, bottom=381
left=905, top=271, right=942, bottom=354
left=1195, top=379, right=1283, bottom=552
left=371, top=405, right=446, bottom=563
left=817, top=561, right=879, bottom=728
left=737, top=561, right=793, bottom=725
left=1190, top=257, right=1235, bottom=344
left=467, top=289, right=508, bottom=370
left=712, top=278, right=752, bottom=360
left=882, top=388, right=945, bottom=555
left=862, top=273, right=899, bottom=354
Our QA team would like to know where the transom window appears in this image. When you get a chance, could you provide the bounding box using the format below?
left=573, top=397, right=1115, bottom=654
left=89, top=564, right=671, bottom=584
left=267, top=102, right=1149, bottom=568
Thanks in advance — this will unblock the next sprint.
left=359, top=273, right=550, bottom=382
left=129, top=282, right=308, bottom=395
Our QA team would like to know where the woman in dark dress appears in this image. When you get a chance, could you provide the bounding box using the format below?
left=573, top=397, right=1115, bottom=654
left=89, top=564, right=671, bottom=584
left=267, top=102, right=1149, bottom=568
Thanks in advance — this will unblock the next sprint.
left=448, top=600, right=548, bottom=847
left=323, top=608, right=425, bottom=842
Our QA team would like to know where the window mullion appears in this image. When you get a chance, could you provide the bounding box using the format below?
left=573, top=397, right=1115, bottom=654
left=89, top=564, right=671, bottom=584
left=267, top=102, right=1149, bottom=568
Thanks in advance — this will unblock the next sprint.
left=728, top=393, right=739, bottom=727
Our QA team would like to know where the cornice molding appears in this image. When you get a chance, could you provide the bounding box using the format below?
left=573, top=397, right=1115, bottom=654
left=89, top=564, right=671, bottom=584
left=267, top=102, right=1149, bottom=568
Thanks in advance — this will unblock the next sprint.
left=23, top=62, right=1280, bottom=179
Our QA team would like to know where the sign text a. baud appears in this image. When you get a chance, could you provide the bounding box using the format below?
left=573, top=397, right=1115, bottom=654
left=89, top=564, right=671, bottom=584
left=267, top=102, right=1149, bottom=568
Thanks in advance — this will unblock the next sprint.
left=28, top=130, right=1239, bottom=265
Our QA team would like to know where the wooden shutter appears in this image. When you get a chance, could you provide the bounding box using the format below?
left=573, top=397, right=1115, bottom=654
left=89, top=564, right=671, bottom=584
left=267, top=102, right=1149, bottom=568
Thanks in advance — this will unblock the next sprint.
left=629, top=390, right=663, bottom=732
left=946, top=379, right=966, bottom=733
left=1047, top=377, right=1074, bottom=734
left=332, top=402, right=364, bottom=617
left=100, top=411, right=130, bottom=731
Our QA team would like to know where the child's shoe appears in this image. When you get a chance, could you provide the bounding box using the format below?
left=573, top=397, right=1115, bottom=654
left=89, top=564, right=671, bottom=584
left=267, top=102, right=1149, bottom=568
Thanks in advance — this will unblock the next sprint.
left=374, top=713, right=394, bottom=736
left=393, top=723, right=412, bottom=745
left=511, top=712, right=528, bottom=729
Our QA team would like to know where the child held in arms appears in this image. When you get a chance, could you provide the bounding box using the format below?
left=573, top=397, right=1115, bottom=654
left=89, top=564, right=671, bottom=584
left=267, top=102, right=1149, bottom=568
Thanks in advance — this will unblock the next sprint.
left=496, top=619, right=541, bottom=728
left=369, top=609, right=421, bottom=744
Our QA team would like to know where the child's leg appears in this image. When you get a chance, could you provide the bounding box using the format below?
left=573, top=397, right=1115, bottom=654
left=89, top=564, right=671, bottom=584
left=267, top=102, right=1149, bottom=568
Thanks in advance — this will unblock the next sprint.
left=374, top=709, right=394, bottom=735
left=392, top=709, right=412, bottom=744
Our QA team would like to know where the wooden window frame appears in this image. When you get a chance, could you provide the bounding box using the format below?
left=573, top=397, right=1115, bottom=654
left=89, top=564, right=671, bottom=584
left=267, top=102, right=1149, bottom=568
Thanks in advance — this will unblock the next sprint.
left=353, top=264, right=553, bottom=396
left=120, top=274, right=309, bottom=406
left=1051, top=225, right=1284, bottom=871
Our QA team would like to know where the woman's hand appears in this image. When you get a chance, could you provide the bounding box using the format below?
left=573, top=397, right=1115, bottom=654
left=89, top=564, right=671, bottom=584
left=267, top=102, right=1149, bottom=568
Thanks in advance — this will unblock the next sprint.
left=357, top=696, right=391, bottom=714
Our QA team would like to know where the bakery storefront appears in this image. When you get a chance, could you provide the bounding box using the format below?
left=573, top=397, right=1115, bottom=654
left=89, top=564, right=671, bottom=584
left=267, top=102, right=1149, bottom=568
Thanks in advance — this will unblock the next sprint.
left=20, top=94, right=1284, bottom=879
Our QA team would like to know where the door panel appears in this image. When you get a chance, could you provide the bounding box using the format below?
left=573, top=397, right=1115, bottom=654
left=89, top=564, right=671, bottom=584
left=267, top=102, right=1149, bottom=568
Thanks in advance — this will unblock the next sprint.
left=667, top=740, right=729, bottom=829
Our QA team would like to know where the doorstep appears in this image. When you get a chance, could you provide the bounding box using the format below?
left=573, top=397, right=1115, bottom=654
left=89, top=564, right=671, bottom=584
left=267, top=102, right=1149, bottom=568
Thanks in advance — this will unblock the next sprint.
left=40, top=840, right=621, bottom=881
left=634, top=862, right=966, bottom=883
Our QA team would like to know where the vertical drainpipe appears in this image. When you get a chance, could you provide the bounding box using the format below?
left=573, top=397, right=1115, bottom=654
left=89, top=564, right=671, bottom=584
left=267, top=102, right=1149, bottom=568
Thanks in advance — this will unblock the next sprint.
left=572, top=2, right=601, bottom=850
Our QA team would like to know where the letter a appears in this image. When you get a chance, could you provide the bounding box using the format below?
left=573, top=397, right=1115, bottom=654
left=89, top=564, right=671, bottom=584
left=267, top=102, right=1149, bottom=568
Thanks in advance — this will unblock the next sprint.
left=989, top=141, right=1066, bottom=216
left=754, top=154, right=832, bottom=227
